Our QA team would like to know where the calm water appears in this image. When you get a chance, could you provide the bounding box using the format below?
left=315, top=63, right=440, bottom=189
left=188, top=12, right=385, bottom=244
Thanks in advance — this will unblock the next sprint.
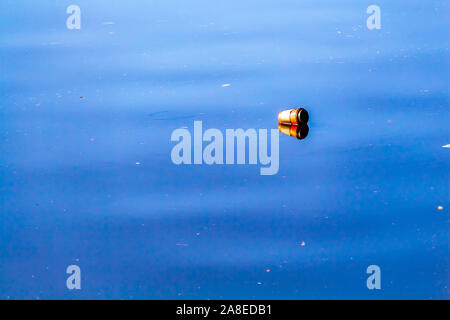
left=0, top=0, right=448, bottom=299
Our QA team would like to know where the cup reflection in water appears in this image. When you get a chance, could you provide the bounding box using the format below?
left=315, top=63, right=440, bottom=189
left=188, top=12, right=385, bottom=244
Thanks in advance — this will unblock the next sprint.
left=278, top=123, right=309, bottom=140
left=278, top=108, right=309, bottom=125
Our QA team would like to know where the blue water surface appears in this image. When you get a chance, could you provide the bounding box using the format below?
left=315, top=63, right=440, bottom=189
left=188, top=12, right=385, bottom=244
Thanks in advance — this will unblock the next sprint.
left=0, top=0, right=448, bottom=299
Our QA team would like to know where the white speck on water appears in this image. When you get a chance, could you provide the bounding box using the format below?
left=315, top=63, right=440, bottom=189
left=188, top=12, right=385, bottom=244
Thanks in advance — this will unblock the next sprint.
left=221, top=83, right=231, bottom=87
left=442, top=144, right=450, bottom=148
left=176, top=243, right=188, bottom=247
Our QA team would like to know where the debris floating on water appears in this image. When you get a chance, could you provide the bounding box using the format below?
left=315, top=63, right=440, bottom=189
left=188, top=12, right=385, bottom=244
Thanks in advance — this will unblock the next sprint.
left=442, top=144, right=450, bottom=148
left=176, top=243, right=188, bottom=247
left=278, top=107, right=309, bottom=125
left=437, top=206, right=444, bottom=211
left=221, top=83, right=231, bottom=87
left=278, top=107, right=310, bottom=141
